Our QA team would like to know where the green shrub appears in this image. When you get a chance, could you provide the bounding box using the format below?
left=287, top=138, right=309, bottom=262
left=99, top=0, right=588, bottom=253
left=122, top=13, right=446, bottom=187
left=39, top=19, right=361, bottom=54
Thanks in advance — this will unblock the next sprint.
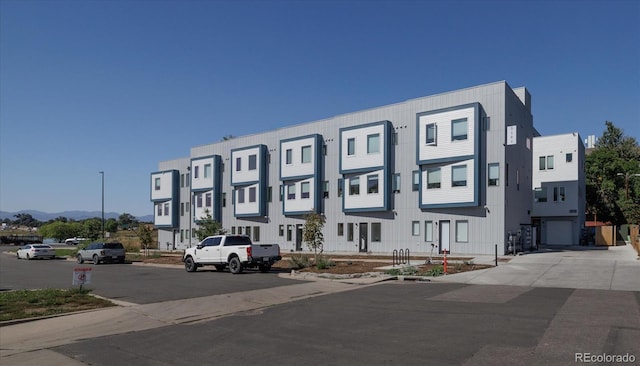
left=426, top=265, right=444, bottom=276
left=384, top=266, right=418, bottom=276
left=315, top=255, right=335, bottom=270
left=289, top=253, right=312, bottom=269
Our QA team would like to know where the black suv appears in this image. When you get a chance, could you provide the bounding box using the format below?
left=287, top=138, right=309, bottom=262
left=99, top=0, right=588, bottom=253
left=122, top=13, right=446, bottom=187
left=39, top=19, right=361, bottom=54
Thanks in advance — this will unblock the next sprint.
left=77, top=242, right=126, bottom=264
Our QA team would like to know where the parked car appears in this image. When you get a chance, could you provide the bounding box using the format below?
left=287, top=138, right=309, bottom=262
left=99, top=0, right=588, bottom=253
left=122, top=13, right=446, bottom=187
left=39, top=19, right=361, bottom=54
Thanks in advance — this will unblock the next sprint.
left=77, top=242, right=126, bottom=264
left=16, top=244, right=56, bottom=260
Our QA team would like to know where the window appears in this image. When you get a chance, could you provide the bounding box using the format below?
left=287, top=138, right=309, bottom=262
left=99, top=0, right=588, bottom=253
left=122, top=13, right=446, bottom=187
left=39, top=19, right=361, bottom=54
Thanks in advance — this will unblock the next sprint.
left=186, top=201, right=190, bottom=213
left=163, top=203, right=169, bottom=216
left=301, top=182, right=310, bottom=199
left=540, top=155, right=555, bottom=170
left=337, top=223, right=344, bottom=236
left=412, top=170, right=419, bottom=191
left=349, top=177, right=360, bottom=195
left=180, top=174, right=185, bottom=187
left=347, top=138, right=355, bottom=156
left=204, top=164, right=211, bottom=178
left=534, top=187, right=547, bottom=202
left=427, top=168, right=441, bottom=189
left=154, top=178, right=161, bottom=191
left=323, top=181, right=329, bottom=198
left=553, top=186, right=566, bottom=202
left=559, top=186, right=565, bottom=202
left=347, top=223, right=354, bottom=241
left=238, top=188, right=245, bottom=204
left=287, top=184, right=296, bottom=200
left=367, top=134, right=380, bottom=154
left=371, top=223, right=381, bottom=242
left=237, top=227, right=242, bottom=235
left=194, top=166, right=199, bottom=179
left=488, top=163, right=500, bottom=186
left=205, top=192, right=212, bottom=207
left=452, top=165, right=467, bottom=187
left=279, top=225, right=284, bottom=236
left=301, top=145, right=311, bottom=163
left=245, top=226, right=251, bottom=238
left=456, top=221, right=468, bottom=242
left=267, top=186, right=272, bottom=202
left=249, top=187, right=256, bottom=202
left=157, top=203, right=162, bottom=216
left=425, top=221, right=433, bottom=242
left=426, top=123, right=436, bottom=144
left=279, top=185, right=284, bottom=201
left=235, top=157, right=241, bottom=171
left=248, top=155, right=257, bottom=170
left=180, top=230, right=184, bottom=242
left=412, top=221, right=420, bottom=236
left=451, top=118, right=468, bottom=141
left=338, top=179, right=343, bottom=197
left=547, top=155, right=554, bottom=169
left=393, top=173, right=401, bottom=193
left=566, top=153, right=573, bottom=162
left=367, top=175, right=379, bottom=194
left=222, top=193, right=226, bottom=207
left=287, top=225, right=292, bottom=241
left=392, top=132, right=398, bottom=145
left=196, top=193, right=203, bottom=208
left=253, top=227, right=260, bottom=242
left=286, top=149, right=293, bottom=164
left=186, top=173, right=190, bottom=186
left=181, top=202, right=185, bottom=216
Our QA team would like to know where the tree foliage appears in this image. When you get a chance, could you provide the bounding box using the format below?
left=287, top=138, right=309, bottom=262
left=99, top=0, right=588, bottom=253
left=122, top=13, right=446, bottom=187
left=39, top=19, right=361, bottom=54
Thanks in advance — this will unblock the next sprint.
left=136, top=224, right=155, bottom=256
left=38, top=221, right=83, bottom=242
left=193, top=209, right=226, bottom=241
left=303, top=212, right=325, bottom=262
left=118, top=213, right=138, bottom=229
left=586, top=121, right=640, bottom=224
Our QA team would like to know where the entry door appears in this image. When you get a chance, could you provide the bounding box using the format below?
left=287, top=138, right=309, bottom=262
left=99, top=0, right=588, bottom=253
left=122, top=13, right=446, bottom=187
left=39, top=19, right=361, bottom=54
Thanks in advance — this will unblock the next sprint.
left=359, top=223, right=368, bottom=253
left=439, top=220, right=450, bottom=254
left=295, top=224, right=303, bottom=251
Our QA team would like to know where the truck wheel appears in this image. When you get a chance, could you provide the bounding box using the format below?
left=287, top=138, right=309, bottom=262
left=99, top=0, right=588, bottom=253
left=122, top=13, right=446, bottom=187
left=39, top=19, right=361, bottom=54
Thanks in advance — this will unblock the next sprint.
left=77, top=255, right=84, bottom=264
left=259, top=264, right=271, bottom=273
left=229, top=257, right=243, bottom=274
left=93, top=255, right=100, bottom=265
left=214, top=264, right=225, bottom=272
left=184, top=257, right=198, bottom=272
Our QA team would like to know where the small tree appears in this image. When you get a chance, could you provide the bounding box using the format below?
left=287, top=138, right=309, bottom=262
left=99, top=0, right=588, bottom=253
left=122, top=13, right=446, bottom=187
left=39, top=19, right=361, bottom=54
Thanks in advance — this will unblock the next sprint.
left=302, top=212, right=325, bottom=263
left=137, top=224, right=154, bottom=257
left=193, top=209, right=226, bottom=241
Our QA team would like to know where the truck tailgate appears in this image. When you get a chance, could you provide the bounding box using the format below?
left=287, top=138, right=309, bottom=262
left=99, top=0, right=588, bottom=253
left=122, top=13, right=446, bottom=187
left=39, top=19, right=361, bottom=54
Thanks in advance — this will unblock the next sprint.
left=251, top=244, right=279, bottom=257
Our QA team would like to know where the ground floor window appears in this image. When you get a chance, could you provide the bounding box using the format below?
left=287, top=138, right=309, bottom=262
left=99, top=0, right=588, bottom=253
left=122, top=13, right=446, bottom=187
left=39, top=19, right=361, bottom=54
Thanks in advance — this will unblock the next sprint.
left=412, top=221, right=420, bottom=236
left=337, top=223, right=344, bottom=236
left=371, top=223, right=381, bottom=242
left=425, top=221, right=433, bottom=242
left=456, top=220, right=468, bottom=242
left=347, top=223, right=354, bottom=241
left=253, top=226, right=260, bottom=242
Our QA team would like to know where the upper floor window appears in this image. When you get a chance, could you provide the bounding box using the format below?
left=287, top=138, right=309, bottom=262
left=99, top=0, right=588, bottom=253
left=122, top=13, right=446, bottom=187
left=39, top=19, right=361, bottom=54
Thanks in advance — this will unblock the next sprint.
left=286, top=149, right=293, bottom=164
left=236, top=157, right=241, bottom=171
left=338, top=178, right=343, bottom=197
left=427, top=168, right=441, bottom=189
left=349, top=177, right=360, bottom=195
left=367, top=134, right=380, bottom=154
left=367, top=175, right=379, bottom=194
left=163, top=202, right=169, bottom=216
left=301, top=145, right=312, bottom=163
left=566, top=153, right=573, bottom=163
left=248, top=155, right=257, bottom=170
left=237, top=188, right=245, bottom=204
left=412, top=170, right=419, bottom=191
left=204, top=164, right=211, bottom=178
left=452, top=165, right=467, bottom=187
left=392, top=173, right=401, bottom=193
left=186, top=173, right=190, bottom=186
left=154, top=178, right=161, bottom=191
left=194, top=166, right=199, bottom=179
left=539, top=155, right=554, bottom=170
left=287, top=184, right=296, bottom=200
left=301, top=182, right=310, bottom=199
left=205, top=192, right=212, bottom=207
left=347, top=138, right=355, bottom=156
left=451, top=118, right=468, bottom=141
left=196, top=193, right=203, bottom=208
left=426, top=123, right=436, bottom=145
left=534, top=187, right=547, bottom=202
left=488, top=163, right=499, bottom=186
left=249, top=187, right=256, bottom=202
left=323, top=181, right=329, bottom=198
left=180, top=174, right=185, bottom=187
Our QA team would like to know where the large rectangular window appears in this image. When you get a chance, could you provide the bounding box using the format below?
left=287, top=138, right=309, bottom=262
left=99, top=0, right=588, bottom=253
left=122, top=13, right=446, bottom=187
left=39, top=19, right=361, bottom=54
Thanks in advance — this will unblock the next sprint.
left=279, top=225, right=284, bottom=236
left=534, top=187, right=547, bottom=202
left=412, top=170, right=419, bottom=191
left=337, top=223, right=344, bottom=236
left=540, top=155, right=555, bottom=170
left=249, top=187, right=256, bottom=202
left=154, top=178, right=161, bottom=191
left=426, top=123, right=436, bottom=144
left=253, top=227, right=260, bottom=242
left=371, top=223, right=381, bottom=242
left=488, top=163, right=500, bottom=186
left=301, top=145, right=312, bottom=163
left=235, top=157, right=241, bottom=171
left=248, top=155, right=257, bottom=170
left=546, top=155, right=554, bottom=169
left=204, top=163, right=211, bottom=178
left=205, top=192, right=212, bottom=207
left=427, top=168, right=441, bottom=189
left=163, top=203, right=169, bottom=216
left=412, top=221, right=420, bottom=236
left=347, top=223, right=354, bottom=241
left=196, top=193, right=203, bottom=208
left=367, top=175, right=379, bottom=194
left=349, top=177, right=360, bottom=195
left=451, top=118, right=468, bottom=141
left=301, top=182, right=310, bottom=199
left=347, top=138, right=355, bottom=156
left=456, top=221, right=468, bottom=242
left=157, top=203, right=162, bottom=216
left=425, top=221, right=433, bottom=242
left=287, top=184, right=296, bottom=200
left=237, top=188, right=245, bottom=204
left=367, top=134, right=380, bottom=154
left=286, top=149, right=293, bottom=164
left=452, top=165, right=467, bottom=187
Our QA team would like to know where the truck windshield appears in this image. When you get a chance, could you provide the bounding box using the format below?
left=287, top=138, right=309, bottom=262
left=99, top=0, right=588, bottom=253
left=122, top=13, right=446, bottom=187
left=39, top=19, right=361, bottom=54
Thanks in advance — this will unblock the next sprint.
left=224, top=236, right=252, bottom=246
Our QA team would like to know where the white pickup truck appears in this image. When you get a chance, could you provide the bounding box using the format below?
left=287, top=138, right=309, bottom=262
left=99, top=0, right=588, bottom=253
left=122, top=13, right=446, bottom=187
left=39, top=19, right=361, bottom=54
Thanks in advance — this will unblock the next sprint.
left=183, top=235, right=281, bottom=274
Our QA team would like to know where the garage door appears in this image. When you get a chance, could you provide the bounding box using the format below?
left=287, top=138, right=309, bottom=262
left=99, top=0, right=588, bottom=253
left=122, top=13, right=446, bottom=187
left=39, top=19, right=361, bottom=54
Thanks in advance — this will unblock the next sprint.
left=545, top=221, right=574, bottom=245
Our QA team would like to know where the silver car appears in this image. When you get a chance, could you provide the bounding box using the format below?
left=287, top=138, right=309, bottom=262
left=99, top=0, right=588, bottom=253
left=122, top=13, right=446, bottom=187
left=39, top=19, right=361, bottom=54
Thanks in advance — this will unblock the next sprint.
left=16, top=244, right=56, bottom=260
left=77, top=242, right=126, bottom=264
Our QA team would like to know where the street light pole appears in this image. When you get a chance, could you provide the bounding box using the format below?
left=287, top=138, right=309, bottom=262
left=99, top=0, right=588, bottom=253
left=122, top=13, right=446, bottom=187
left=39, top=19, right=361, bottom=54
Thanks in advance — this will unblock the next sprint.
left=99, top=171, right=105, bottom=239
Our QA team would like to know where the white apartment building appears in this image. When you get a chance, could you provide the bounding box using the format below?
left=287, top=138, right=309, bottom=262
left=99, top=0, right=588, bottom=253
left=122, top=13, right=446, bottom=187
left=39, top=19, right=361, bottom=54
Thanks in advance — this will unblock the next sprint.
left=151, top=81, right=567, bottom=255
left=532, top=133, right=586, bottom=245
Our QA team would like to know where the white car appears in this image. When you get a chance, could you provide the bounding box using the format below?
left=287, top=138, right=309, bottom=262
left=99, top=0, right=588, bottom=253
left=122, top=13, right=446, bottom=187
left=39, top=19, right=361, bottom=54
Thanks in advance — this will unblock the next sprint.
left=16, top=244, right=56, bottom=260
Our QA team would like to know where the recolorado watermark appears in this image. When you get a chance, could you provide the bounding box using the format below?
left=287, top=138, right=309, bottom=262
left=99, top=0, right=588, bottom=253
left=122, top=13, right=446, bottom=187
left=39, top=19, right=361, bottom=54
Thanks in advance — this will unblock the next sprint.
left=575, top=352, right=636, bottom=363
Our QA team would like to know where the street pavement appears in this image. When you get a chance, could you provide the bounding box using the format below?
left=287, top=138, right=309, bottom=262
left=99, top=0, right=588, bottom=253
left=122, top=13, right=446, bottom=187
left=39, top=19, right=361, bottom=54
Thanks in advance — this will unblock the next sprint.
left=1, top=244, right=639, bottom=365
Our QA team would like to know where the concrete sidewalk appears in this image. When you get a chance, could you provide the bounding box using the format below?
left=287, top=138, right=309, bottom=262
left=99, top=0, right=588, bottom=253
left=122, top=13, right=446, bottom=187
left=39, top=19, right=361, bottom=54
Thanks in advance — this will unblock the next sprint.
left=433, top=244, right=640, bottom=291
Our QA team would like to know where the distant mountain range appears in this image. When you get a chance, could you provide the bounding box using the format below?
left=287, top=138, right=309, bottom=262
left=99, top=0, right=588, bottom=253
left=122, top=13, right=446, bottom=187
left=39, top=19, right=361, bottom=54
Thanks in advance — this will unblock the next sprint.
left=0, top=210, right=154, bottom=223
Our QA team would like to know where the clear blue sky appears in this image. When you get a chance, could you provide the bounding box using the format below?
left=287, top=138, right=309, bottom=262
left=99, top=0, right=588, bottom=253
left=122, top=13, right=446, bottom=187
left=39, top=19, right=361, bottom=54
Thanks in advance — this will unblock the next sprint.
left=1, top=0, right=638, bottom=218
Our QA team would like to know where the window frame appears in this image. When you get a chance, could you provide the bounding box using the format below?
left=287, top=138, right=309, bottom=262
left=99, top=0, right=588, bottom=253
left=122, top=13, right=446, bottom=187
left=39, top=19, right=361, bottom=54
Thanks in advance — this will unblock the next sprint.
left=451, top=118, right=468, bottom=141
left=452, top=165, right=467, bottom=187
left=488, top=163, right=500, bottom=186
left=426, top=123, right=437, bottom=145
left=301, top=145, right=312, bottom=163
left=427, top=168, right=441, bottom=189
left=347, top=138, right=355, bottom=156
left=367, top=133, right=380, bottom=154
left=349, top=177, right=360, bottom=195
left=248, top=155, right=257, bottom=170
left=456, top=220, right=469, bottom=243
left=301, top=181, right=310, bottom=199
left=367, top=175, right=379, bottom=194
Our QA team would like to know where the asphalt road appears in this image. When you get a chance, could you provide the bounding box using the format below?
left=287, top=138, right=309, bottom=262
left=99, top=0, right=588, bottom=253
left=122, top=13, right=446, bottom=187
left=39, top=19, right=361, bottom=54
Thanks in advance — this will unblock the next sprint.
left=0, top=245, right=303, bottom=304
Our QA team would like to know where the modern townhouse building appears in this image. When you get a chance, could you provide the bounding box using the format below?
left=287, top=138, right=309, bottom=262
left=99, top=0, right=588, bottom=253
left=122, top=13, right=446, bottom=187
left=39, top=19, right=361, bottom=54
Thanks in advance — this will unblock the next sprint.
left=151, top=80, right=542, bottom=255
left=531, top=133, right=586, bottom=246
